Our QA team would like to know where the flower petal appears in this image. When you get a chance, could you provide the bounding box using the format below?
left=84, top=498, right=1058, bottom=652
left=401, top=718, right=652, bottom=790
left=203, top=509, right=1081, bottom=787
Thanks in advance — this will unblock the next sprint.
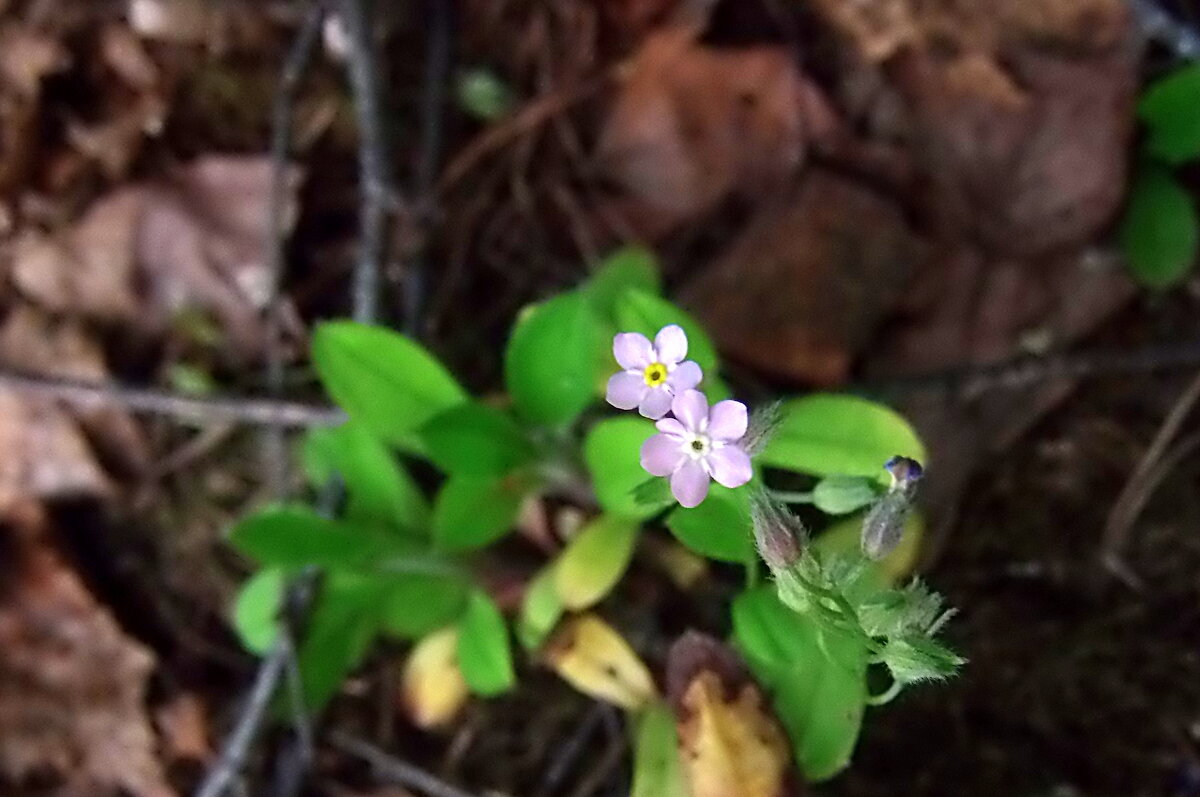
left=638, top=388, right=673, bottom=420
left=671, top=460, right=710, bottom=508
left=671, top=389, right=709, bottom=432
left=708, top=400, right=748, bottom=442
left=654, top=324, right=688, bottom=364
left=667, top=360, right=702, bottom=391
left=655, top=417, right=688, bottom=439
left=613, top=332, right=654, bottom=370
left=707, top=445, right=752, bottom=489
left=641, top=434, right=685, bottom=477
left=606, top=371, right=646, bottom=410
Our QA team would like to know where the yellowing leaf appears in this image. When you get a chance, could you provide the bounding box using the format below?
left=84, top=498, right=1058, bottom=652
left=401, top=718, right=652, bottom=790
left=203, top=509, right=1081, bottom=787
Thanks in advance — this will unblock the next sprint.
left=543, top=614, right=656, bottom=711
left=401, top=628, right=469, bottom=729
left=678, top=671, right=792, bottom=797
left=553, top=514, right=638, bottom=610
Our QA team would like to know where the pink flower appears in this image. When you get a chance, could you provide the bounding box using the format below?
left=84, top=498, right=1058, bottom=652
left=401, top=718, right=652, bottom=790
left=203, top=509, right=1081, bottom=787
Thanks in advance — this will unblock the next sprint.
left=640, top=390, right=752, bottom=508
left=605, top=325, right=702, bottom=419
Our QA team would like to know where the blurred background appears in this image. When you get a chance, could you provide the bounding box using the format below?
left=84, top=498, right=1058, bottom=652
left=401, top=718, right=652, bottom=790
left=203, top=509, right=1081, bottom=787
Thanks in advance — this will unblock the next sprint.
left=0, top=0, right=1198, bottom=795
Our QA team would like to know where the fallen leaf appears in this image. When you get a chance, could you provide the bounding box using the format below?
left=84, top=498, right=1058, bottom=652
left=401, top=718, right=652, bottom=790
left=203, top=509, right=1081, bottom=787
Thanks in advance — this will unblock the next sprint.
left=543, top=613, right=656, bottom=711
left=682, top=169, right=923, bottom=385
left=401, top=628, right=470, bottom=730
left=666, top=632, right=800, bottom=797
left=128, top=0, right=215, bottom=44
left=0, top=503, right=174, bottom=797
left=155, top=692, right=212, bottom=764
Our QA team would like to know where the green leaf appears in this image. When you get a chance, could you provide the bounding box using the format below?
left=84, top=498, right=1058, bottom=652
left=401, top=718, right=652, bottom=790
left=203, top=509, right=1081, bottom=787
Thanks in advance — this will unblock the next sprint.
left=631, top=701, right=688, bottom=797
left=232, top=567, right=284, bottom=655
left=584, top=417, right=670, bottom=519
left=814, top=512, right=924, bottom=588
left=517, top=565, right=564, bottom=650
left=378, top=573, right=470, bottom=639
left=878, top=635, right=964, bottom=685
left=302, top=423, right=430, bottom=534
left=504, top=291, right=599, bottom=427
left=760, top=395, right=925, bottom=481
left=812, top=475, right=880, bottom=516
left=432, top=473, right=529, bottom=552
left=733, top=587, right=868, bottom=782
left=553, top=514, right=639, bottom=610
left=419, top=402, right=536, bottom=475
left=295, top=571, right=384, bottom=710
left=455, top=67, right=514, bottom=121
left=666, top=484, right=753, bottom=563
left=1120, top=166, right=1198, bottom=288
left=585, top=247, right=662, bottom=318
left=229, top=505, right=405, bottom=568
left=456, top=590, right=515, bottom=696
left=614, top=288, right=719, bottom=376
left=1139, top=63, right=1200, bottom=164
left=312, top=322, right=467, bottom=449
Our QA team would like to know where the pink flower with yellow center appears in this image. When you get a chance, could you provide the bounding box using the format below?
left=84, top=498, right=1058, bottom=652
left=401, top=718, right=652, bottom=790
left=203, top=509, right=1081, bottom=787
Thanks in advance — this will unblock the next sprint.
left=605, top=325, right=702, bottom=420
left=640, top=389, right=752, bottom=508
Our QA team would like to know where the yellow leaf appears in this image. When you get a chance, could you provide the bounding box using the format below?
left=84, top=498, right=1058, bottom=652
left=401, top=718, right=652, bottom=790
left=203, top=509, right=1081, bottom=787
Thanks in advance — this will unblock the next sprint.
left=401, top=628, right=469, bottom=729
left=677, top=669, right=793, bottom=797
left=543, top=614, right=656, bottom=711
left=553, top=514, right=638, bottom=610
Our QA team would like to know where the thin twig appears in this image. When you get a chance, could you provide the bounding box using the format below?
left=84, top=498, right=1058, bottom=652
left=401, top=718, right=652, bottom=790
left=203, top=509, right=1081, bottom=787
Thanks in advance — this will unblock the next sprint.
left=327, top=731, right=479, bottom=797
left=264, top=1, right=326, bottom=496
left=1101, top=370, right=1200, bottom=585
left=0, top=370, right=344, bottom=428
left=339, top=0, right=393, bottom=324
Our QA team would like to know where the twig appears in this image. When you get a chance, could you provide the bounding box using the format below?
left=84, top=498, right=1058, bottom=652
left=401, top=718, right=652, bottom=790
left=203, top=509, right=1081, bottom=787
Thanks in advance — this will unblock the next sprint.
left=264, top=1, right=326, bottom=496
left=537, top=702, right=606, bottom=797
left=1101, top=370, right=1200, bottom=586
left=339, top=0, right=394, bottom=324
left=1131, top=0, right=1200, bottom=60
left=0, top=370, right=345, bottom=428
left=327, top=731, right=479, bottom=797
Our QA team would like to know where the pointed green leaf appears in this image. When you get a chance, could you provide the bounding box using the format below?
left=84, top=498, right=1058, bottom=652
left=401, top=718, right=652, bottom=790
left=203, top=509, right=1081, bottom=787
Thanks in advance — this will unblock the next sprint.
left=1120, top=166, right=1198, bottom=288
left=378, top=573, right=470, bottom=639
left=231, top=567, right=284, bottom=655
left=312, top=322, right=467, bottom=449
left=431, top=473, right=529, bottom=551
left=504, top=291, right=599, bottom=427
left=457, top=590, right=515, bottom=696
left=295, top=571, right=384, bottom=710
left=631, top=701, right=688, bottom=797
left=1139, top=63, right=1200, bottom=164
left=584, top=417, right=671, bottom=519
left=666, top=484, right=753, bottom=563
left=517, top=565, right=564, bottom=650
left=229, top=505, right=408, bottom=568
left=553, top=514, right=639, bottom=610
left=812, top=475, right=880, bottom=516
left=760, top=395, right=924, bottom=481
left=419, top=402, right=536, bottom=475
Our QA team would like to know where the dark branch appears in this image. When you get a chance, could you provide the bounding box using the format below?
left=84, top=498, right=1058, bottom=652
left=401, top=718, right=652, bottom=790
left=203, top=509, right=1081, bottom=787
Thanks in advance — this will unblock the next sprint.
left=327, top=731, right=479, bottom=797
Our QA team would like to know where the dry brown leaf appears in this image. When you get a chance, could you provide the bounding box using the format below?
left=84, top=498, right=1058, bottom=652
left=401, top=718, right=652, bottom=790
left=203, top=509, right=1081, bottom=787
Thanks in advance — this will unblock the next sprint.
left=594, top=24, right=812, bottom=237
left=12, top=155, right=304, bottom=360
left=666, top=632, right=799, bottom=797
left=0, top=503, right=174, bottom=797
left=155, top=692, right=212, bottom=764
left=682, top=169, right=923, bottom=385
left=543, top=614, right=657, bottom=711
left=401, top=628, right=470, bottom=730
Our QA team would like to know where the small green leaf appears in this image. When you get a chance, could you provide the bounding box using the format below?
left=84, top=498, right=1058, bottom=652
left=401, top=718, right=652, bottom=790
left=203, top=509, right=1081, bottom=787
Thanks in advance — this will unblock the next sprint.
left=232, top=567, right=284, bottom=655
left=584, top=417, right=670, bottom=519
left=1120, top=166, right=1198, bottom=288
left=553, top=514, right=639, bottom=610
left=666, top=484, right=753, bottom=563
left=419, top=402, right=536, bottom=475
left=302, top=423, right=430, bottom=534
left=760, top=395, right=924, bottom=481
left=733, top=587, right=868, bottom=782
left=431, top=473, right=529, bottom=551
left=878, top=635, right=964, bottom=685
left=631, top=701, right=688, bottom=797
left=312, top=322, right=467, bottom=449
left=295, top=571, right=384, bottom=710
left=455, top=67, right=514, bottom=121
left=1139, top=63, right=1200, bottom=164
left=517, top=565, right=564, bottom=650
left=586, top=247, right=662, bottom=318
left=457, top=590, right=515, bottom=696
left=229, top=506, right=405, bottom=568
left=814, top=512, right=924, bottom=587
left=378, top=573, right=469, bottom=639
left=812, top=475, right=880, bottom=515
left=614, top=288, right=718, bottom=375
left=504, top=291, right=599, bottom=427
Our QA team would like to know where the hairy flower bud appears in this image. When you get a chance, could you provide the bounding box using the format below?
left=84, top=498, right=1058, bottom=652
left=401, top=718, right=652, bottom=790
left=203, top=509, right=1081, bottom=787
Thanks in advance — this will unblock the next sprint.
left=750, top=489, right=806, bottom=573
left=741, top=401, right=784, bottom=458
left=862, top=456, right=925, bottom=560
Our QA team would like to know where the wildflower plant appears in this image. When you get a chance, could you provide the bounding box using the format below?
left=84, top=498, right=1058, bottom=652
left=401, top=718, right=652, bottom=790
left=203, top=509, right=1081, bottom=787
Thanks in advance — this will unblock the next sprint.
left=226, top=246, right=961, bottom=784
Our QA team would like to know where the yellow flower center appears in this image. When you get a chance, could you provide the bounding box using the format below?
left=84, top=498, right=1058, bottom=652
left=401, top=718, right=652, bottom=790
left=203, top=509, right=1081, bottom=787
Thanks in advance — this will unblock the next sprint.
left=643, top=362, right=668, bottom=386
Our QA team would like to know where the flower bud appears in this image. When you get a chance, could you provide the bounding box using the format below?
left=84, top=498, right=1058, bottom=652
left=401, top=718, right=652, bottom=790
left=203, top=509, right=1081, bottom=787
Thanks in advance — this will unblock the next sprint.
left=862, top=456, right=924, bottom=560
left=750, top=490, right=806, bottom=573
left=885, top=456, right=923, bottom=497
left=742, top=401, right=784, bottom=458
